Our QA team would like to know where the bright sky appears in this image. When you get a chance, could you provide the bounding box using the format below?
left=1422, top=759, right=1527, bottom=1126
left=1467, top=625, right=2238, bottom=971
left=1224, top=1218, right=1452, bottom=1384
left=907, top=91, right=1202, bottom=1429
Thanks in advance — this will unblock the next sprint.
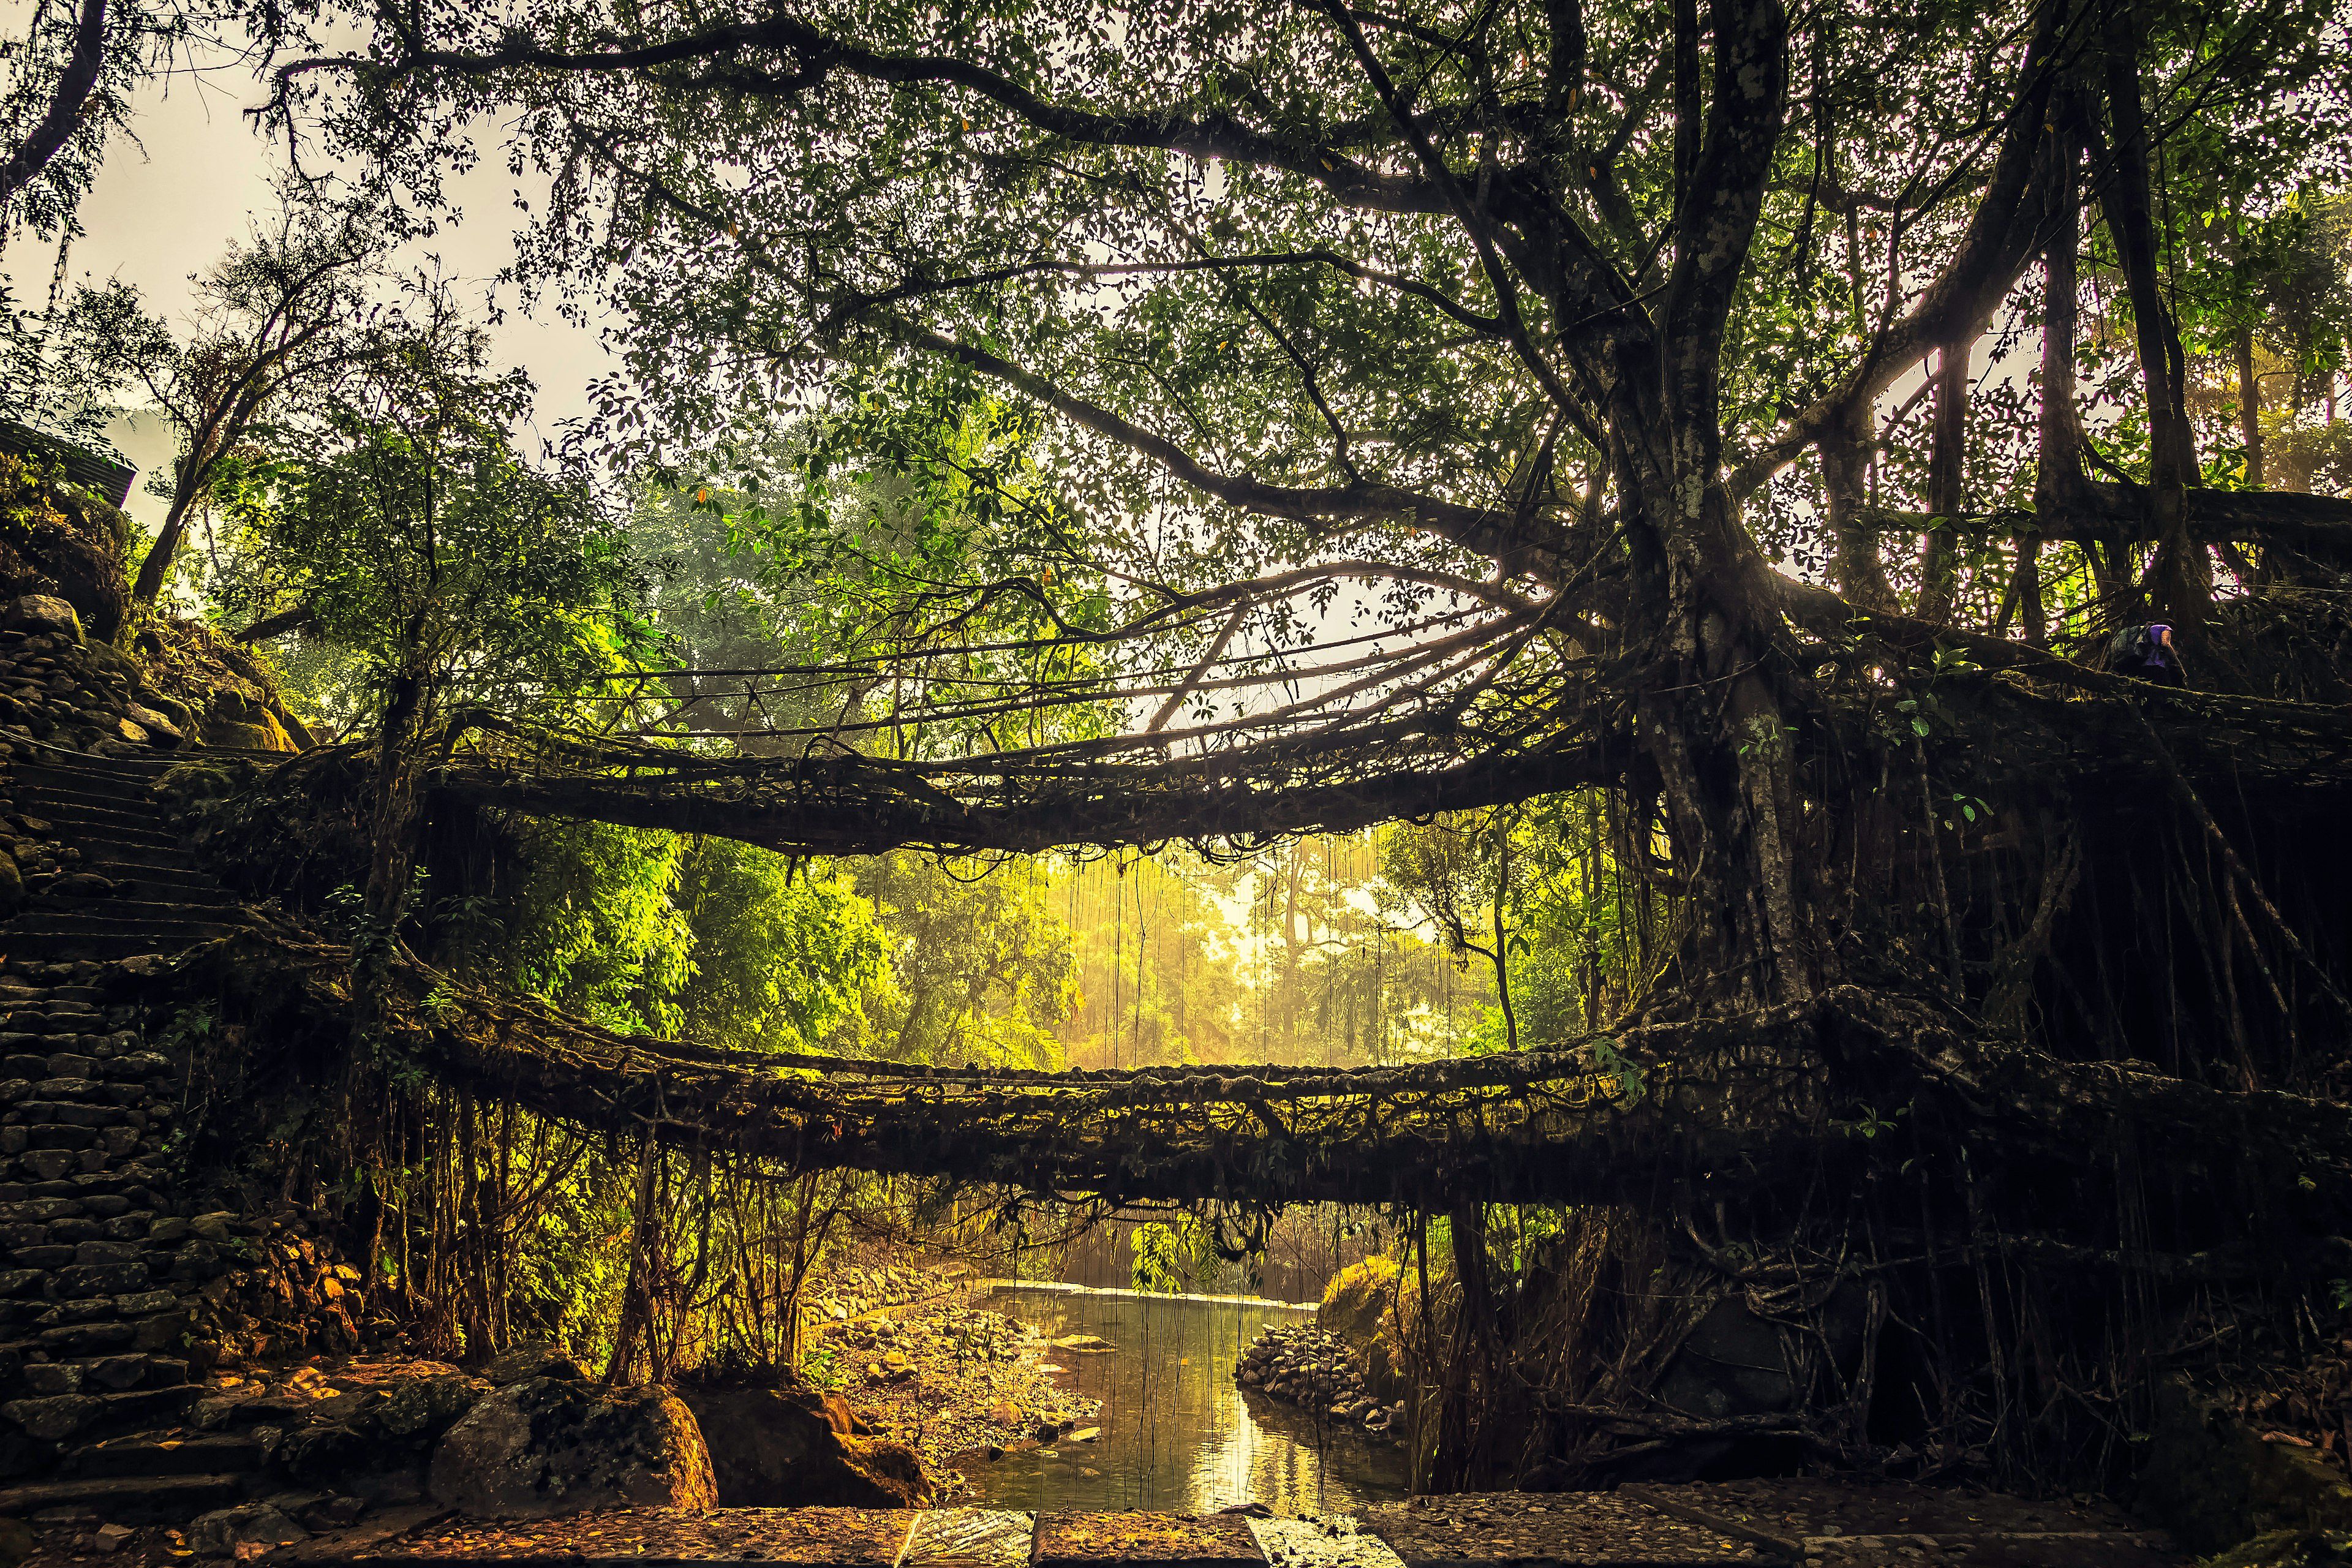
left=0, top=37, right=616, bottom=535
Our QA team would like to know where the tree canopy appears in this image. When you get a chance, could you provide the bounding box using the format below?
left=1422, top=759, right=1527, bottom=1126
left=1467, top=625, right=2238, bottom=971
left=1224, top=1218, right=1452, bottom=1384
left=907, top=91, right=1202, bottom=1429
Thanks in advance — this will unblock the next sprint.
left=234, top=0, right=2350, bottom=1005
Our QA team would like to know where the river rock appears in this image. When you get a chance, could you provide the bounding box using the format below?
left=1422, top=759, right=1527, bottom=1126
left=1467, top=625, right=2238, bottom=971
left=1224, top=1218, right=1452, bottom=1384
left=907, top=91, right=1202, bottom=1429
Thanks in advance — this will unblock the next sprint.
left=186, top=1504, right=307, bottom=1558
left=428, top=1377, right=717, bottom=1518
left=678, top=1384, right=930, bottom=1507
left=1235, top=1324, right=1399, bottom=1435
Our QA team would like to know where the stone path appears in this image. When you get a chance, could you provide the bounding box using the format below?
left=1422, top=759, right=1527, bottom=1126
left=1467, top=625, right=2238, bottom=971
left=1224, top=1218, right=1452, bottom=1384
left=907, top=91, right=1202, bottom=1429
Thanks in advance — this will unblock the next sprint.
left=275, top=1488, right=2185, bottom=1568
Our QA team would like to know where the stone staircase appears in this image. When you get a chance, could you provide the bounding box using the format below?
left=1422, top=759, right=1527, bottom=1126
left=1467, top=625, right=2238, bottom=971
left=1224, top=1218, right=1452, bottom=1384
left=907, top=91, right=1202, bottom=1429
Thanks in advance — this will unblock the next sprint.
left=0, top=744, right=274, bottom=1527
left=2, top=744, right=254, bottom=962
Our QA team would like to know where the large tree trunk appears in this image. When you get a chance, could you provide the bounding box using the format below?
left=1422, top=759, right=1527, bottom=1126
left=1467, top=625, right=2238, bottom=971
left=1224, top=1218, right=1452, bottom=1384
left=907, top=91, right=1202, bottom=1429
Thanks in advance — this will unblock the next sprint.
left=1917, top=338, right=1970, bottom=624
left=2098, top=2, right=2209, bottom=629
left=1823, top=402, right=1895, bottom=610
left=2036, top=123, right=2083, bottom=512
left=0, top=0, right=108, bottom=213
left=131, top=462, right=208, bottom=608
left=2238, top=325, right=2263, bottom=490
left=2017, top=121, right=2087, bottom=646
left=1614, top=378, right=1816, bottom=1006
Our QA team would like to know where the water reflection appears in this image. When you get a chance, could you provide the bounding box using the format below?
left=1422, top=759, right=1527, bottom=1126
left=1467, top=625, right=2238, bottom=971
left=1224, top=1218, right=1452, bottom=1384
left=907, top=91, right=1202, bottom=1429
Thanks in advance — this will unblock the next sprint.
left=954, top=1285, right=1408, bottom=1513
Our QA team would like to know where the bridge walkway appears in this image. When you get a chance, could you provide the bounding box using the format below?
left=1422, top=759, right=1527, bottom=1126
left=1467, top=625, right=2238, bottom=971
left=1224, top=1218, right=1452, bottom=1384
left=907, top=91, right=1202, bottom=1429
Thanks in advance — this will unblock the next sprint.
left=285, top=1487, right=2182, bottom=1568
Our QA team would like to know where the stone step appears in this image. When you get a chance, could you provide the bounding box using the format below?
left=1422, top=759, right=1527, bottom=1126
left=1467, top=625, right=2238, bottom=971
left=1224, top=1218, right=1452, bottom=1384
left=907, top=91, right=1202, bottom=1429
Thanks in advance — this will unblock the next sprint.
left=13, top=764, right=163, bottom=796
left=0, top=1471, right=247, bottom=1522
left=80, top=848, right=205, bottom=876
left=14, top=790, right=166, bottom=826
left=13, top=748, right=180, bottom=773
left=0, top=983, right=103, bottom=1005
left=0, top=1025, right=108, bottom=1048
left=0, top=1384, right=204, bottom=1443
left=15, top=758, right=164, bottom=782
left=100, top=879, right=239, bottom=907
left=32, top=824, right=185, bottom=853
left=18, top=795, right=181, bottom=829
left=12, top=801, right=173, bottom=838
left=12, top=793, right=161, bottom=824
left=1365, top=1496, right=1787, bottom=1567
left=9, top=771, right=172, bottom=803
left=36, top=895, right=243, bottom=923
left=13, top=782, right=156, bottom=803
left=0, top=928, right=224, bottom=960
left=349, top=1509, right=925, bottom=1568
left=0, top=997, right=98, bottom=1016
left=67, top=1431, right=267, bottom=1478
left=6, top=911, right=244, bottom=939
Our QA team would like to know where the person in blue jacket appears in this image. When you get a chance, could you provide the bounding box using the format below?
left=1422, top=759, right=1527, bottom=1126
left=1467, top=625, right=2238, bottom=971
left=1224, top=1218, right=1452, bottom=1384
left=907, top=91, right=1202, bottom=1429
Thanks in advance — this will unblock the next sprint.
left=2104, top=622, right=2187, bottom=687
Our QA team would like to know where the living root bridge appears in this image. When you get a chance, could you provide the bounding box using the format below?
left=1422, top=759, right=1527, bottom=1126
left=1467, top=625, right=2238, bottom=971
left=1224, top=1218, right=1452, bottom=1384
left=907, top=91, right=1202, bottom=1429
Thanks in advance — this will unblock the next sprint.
left=426, top=720, right=1621, bottom=859
left=410, top=660, right=2352, bottom=869
left=181, top=930, right=2352, bottom=1234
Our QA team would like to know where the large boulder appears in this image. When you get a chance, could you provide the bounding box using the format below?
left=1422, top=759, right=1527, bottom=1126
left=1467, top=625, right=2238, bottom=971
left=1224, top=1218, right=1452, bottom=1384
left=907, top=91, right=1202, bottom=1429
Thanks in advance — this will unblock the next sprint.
left=679, top=1384, right=931, bottom=1507
left=2132, top=1376, right=2352, bottom=1555
left=0, top=593, right=81, bottom=643
left=0, top=457, right=132, bottom=640
left=375, top=1370, right=489, bottom=1440
left=1317, top=1257, right=1410, bottom=1403
left=1317, top=1257, right=1398, bottom=1344
left=28, top=518, right=128, bottom=641
left=428, top=1377, right=716, bottom=1519
left=486, top=1341, right=588, bottom=1387
left=1653, top=1295, right=1800, bottom=1420
left=199, top=690, right=301, bottom=753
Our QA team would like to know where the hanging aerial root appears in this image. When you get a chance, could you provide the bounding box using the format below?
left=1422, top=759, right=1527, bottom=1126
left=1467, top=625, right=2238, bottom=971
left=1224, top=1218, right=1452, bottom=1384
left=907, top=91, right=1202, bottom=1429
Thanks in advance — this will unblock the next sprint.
left=169, top=927, right=2352, bottom=1235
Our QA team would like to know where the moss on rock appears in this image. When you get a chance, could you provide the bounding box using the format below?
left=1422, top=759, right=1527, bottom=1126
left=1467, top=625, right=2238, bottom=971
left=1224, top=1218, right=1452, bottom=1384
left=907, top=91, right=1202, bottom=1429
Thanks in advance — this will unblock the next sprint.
left=1319, top=1257, right=1414, bottom=1403
left=2136, top=1376, right=2352, bottom=1556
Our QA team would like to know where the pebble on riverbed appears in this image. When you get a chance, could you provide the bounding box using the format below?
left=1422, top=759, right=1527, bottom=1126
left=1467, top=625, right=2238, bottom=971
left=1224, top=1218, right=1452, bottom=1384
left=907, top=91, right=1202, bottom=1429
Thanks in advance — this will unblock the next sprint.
left=809, top=1303, right=1101, bottom=1495
left=1234, top=1325, right=1403, bottom=1436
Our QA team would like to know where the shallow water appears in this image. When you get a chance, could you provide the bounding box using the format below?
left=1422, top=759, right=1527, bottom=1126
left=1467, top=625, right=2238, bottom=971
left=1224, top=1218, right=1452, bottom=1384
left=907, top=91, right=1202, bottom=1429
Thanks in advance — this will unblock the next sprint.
left=951, top=1284, right=1409, bottom=1513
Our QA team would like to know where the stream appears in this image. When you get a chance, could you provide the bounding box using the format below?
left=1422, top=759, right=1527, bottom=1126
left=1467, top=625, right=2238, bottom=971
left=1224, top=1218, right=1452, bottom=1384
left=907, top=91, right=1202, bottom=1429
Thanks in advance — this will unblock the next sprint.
left=951, top=1284, right=1409, bottom=1513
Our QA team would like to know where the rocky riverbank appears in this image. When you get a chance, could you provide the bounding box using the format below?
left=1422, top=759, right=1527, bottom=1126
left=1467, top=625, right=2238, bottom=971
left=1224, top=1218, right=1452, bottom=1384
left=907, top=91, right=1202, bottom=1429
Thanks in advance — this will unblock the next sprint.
left=794, top=1260, right=966, bottom=1335
left=806, top=1301, right=1099, bottom=1494
left=1235, top=1325, right=1401, bottom=1436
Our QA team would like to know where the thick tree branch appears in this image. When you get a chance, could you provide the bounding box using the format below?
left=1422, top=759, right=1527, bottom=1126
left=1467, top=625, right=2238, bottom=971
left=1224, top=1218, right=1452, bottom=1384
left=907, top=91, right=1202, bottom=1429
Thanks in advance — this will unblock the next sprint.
left=1725, top=1, right=2068, bottom=499
left=877, top=314, right=1549, bottom=566
left=0, top=0, right=108, bottom=212
left=270, top=18, right=1449, bottom=215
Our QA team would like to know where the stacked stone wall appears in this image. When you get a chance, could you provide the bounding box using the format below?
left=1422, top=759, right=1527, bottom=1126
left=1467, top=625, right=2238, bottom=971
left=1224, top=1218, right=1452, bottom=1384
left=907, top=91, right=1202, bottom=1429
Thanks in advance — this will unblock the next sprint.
left=0, top=955, right=365, bottom=1471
